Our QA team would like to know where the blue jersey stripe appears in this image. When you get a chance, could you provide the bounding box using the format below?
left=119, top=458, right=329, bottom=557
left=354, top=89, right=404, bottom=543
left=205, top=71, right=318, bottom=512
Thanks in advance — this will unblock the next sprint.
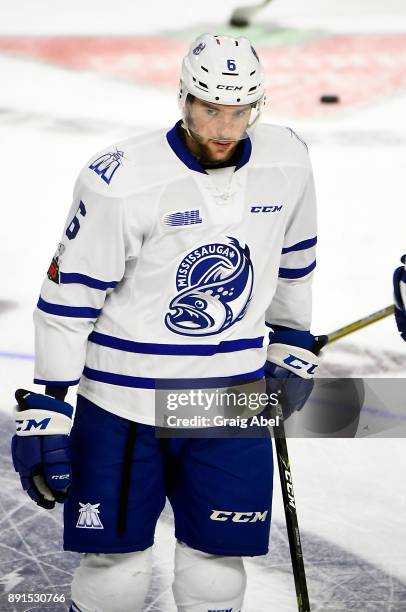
left=37, top=297, right=101, bottom=318
left=88, top=331, right=264, bottom=355
left=281, top=237, right=317, bottom=254
left=34, top=377, right=80, bottom=386
left=60, top=272, right=119, bottom=290
left=278, top=260, right=316, bottom=279
left=83, top=366, right=265, bottom=389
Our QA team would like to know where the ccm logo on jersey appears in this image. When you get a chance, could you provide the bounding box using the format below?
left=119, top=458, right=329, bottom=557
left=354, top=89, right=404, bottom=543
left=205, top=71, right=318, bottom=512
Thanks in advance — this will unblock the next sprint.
left=251, top=205, right=283, bottom=213
left=210, top=510, right=268, bottom=523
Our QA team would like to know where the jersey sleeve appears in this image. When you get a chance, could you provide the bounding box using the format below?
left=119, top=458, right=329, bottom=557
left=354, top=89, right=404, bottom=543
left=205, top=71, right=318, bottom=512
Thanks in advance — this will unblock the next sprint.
left=265, top=163, right=317, bottom=332
left=33, top=174, right=137, bottom=386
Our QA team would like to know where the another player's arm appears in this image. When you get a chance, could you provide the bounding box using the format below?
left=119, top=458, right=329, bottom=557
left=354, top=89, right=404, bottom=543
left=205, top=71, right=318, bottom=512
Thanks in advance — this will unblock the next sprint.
left=265, top=148, right=324, bottom=416
left=393, top=254, right=406, bottom=341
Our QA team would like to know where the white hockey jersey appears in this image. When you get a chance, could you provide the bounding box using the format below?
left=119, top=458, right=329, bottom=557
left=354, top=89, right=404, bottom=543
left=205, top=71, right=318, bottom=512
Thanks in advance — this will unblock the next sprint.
left=34, top=122, right=317, bottom=424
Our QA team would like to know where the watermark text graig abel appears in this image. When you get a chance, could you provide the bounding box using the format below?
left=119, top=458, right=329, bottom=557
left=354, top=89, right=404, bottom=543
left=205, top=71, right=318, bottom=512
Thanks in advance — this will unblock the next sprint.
left=163, top=388, right=280, bottom=429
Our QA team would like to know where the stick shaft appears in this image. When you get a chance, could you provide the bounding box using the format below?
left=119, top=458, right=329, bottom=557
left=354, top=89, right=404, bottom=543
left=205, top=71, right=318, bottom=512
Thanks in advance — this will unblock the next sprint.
left=327, top=304, right=394, bottom=344
left=274, top=406, right=310, bottom=611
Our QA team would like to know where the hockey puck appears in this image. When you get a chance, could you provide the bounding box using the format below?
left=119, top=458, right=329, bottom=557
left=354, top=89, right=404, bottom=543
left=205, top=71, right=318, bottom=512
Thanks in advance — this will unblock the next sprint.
left=230, top=17, right=249, bottom=27
left=320, top=94, right=340, bottom=104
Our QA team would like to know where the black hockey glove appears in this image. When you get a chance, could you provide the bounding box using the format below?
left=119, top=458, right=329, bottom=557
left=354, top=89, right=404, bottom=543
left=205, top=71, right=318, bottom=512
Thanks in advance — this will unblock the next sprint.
left=393, top=255, right=406, bottom=341
left=265, top=327, right=327, bottom=420
left=12, top=389, right=73, bottom=509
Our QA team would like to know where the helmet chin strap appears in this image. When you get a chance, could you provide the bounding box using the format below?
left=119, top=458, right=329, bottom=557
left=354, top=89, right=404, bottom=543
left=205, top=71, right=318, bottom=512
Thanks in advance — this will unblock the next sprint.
left=180, top=120, right=199, bottom=143
left=180, top=121, right=206, bottom=162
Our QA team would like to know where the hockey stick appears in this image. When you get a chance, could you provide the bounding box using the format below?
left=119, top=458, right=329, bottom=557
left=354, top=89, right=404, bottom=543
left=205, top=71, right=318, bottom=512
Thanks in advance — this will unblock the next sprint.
left=273, top=405, right=311, bottom=611
left=273, top=303, right=395, bottom=611
left=326, top=304, right=395, bottom=343
left=229, top=0, right=273, bottom=27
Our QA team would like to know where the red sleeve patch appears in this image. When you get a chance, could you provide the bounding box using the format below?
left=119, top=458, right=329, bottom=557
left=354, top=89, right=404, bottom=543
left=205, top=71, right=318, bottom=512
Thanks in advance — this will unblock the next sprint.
left=47, top=258, right=60, bottom=284
left=47, top=243, right=65, bottom=284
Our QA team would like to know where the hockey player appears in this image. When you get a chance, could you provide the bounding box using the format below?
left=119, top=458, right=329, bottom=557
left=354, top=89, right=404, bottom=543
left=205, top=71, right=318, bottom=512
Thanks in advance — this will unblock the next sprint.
left=394, top=255, right=406, bottom=341
left=12, top=34, right=321, bottom=611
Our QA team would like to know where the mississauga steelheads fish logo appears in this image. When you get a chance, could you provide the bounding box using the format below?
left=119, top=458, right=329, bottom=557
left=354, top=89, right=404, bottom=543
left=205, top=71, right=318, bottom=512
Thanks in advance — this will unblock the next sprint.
left=165, top=237, right=254, bottom=336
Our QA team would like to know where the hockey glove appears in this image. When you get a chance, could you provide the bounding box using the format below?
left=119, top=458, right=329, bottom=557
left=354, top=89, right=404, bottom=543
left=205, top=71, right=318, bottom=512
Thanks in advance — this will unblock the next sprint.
left=265, top=328, right=328, bottom=420
left=12, top=389, right=73, bottom=509
left=393, top=255, right=406, bottom=341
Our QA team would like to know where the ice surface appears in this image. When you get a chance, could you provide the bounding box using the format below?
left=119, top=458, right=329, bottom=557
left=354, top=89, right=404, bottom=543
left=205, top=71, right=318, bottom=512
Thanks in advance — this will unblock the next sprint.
left=1, top=413, right=405, bottom=611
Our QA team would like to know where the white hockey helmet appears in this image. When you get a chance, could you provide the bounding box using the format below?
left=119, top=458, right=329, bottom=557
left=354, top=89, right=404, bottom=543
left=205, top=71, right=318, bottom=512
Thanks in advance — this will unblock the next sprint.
left=179, top=33, right=265, bottom=131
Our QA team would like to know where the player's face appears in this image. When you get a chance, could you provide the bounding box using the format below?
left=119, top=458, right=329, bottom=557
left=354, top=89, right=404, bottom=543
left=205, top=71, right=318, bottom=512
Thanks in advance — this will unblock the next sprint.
left=185, top=98, right=252, bottom=163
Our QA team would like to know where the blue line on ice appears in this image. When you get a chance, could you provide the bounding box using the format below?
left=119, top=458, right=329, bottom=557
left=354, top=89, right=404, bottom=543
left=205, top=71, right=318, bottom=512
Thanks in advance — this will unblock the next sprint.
left=0, top=351, right=34, bottom=360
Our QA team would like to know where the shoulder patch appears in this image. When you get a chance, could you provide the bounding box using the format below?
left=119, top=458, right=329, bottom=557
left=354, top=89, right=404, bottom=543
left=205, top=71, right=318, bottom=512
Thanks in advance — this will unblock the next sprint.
left=47, top=243, right=65, bottom=284
left=89, top=149, right=124, bottom=185
left=287, top=128, right=308, bottom=152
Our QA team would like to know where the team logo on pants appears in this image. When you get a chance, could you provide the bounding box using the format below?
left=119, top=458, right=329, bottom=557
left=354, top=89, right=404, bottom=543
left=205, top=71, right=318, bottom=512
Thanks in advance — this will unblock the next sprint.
left=76, top=502, right=104, bottom=529
left=165, top=237, right=254, bottom=336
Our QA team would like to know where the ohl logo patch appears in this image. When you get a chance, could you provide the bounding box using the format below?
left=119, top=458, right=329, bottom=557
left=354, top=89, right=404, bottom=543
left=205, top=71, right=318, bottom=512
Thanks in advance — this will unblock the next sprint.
left=163, top=209, right=203, bottom=227
left=165, top=236, right=254, bottom=336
